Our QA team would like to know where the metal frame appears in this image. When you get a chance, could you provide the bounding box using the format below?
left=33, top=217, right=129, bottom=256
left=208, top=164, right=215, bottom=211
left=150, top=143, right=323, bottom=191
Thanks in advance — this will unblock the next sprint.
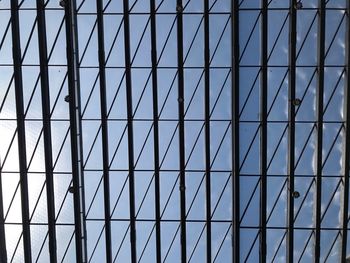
left=122, top=0, right=137, bottom=261
left=176, top=1, right=187, bottom=262
left=1, top=0, right=348, bottom=262
left=95, top=1, right=112, bottom=261
left=150, top=0, right=162, bottom=262
left=287, top=1, right=297, bottom=262
left=36, top=0, right=57, bottom=261
left=204, top=1, right=212, bottom=262
left=10, top=0, right=32, bottom=261
left=315, top=0, right=326, bottom=261
left=64, top=0, right=87, bottom=261
left=260, top=1, right=268, bottom=262
left=0, top=158, right=7, bottom=263
left=341, top=1, right=350, bottom=261
left=232, top=0, right=240, bottom=262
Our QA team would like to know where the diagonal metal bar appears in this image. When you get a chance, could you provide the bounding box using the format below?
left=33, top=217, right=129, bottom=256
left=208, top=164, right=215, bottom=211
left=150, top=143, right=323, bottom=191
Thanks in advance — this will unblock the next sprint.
left=287, top=1, right=297, bottom=262
left=266, top=179, right=287, bottom=223
left=322, top=125, right=343, bottom=169
left=260, top=0, right=268, bottom=262
left=11, top=232, right=24, bottom=262
left=10, top=0, right=32, bottom=261
left=81, top=72, right=99, bottom=118
left=63, top=0, right=88, bottom=261
left=188, top=223, right=206, bottom=262
left=122, top=0, right=137, bottom=261
left=211, top=173, right=231, bottom=218
left=240, top=178, right=261, bottom=223
left=47, top=17, right=65, bottom=62
left=105, top=18, right=124, bottom=64
left=298, top=230, right=314, bottom=262
left=209, top=15, right=230, bottom=65
left=239, top=12, right=261, bottom=63
left=0, top=19, right=11, bottom=50
left=324, top=12, right=346, bottom=59
left=294, top=124, right=316, bottom=170
left=323, top=69, right=345, bottom=116
left=267, top=13, right=289, bottom=62
left=138, top=224, right=156, bottom=262
left=267, top=70, right=289, bottom=118
left=213, top=224, right=232, bottom=263
left=96, top=0, right=112, bottom=261
left=150, top=0, right=162, bottom=262
left=79, top=19, right=97, bottom=65
left=244, top=229, right=260, bottom=262
left=183, top=17, right=204, bottom=64
left=296, top=11, right=318, bottom=60
left=163, top=223, right=181, bottom=262
left=314, top=0, right=326, bottom=261
left=324, top=231, right=340, bottom=262
left=0, top=159, right=7, bottom=263
left=232, top=0, right=240, bottom=261
left=320, top=179, right=342, bottom=223
left=267, top=124, right=288, bottom=171
left=177, top=1, right=187, bottom=262
left=36, top=0, right=57, bottom=261
left=113, top=225, right=131, bottom=262
left=341, top=2, right=350, bottom=261
left=271, top=230, right=287, bottom=263
left=204, top=0, right=212, bottom=262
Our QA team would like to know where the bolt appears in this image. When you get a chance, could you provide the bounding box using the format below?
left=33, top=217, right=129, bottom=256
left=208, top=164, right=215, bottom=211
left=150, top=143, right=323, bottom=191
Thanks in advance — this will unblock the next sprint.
left=292, top=98, right=302, bottom=106
left=292, top=191, right=300, bottom=199
left=176, top=5, right=183, bottom=12
left=295, top=1, right=303, bottom=9
left=59, top=0, right=66, bottom=7
left=64, top=95, right=70, bottom=102
left=68, top=186, right=74, bottom=193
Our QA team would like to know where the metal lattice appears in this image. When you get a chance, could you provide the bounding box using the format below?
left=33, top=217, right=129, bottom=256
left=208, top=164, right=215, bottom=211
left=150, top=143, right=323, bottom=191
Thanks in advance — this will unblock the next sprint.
left=0, top=0, right=349, bottom=262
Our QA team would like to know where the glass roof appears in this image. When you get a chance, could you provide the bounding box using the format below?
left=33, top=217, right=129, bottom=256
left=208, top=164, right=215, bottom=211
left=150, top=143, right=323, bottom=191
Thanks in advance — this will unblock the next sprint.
left=0, top=0, right=349, bottom=262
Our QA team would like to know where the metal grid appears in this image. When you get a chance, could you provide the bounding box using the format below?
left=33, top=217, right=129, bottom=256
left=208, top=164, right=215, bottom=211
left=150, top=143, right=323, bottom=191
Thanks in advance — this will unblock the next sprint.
left=0, top=0, right=349, bottom=262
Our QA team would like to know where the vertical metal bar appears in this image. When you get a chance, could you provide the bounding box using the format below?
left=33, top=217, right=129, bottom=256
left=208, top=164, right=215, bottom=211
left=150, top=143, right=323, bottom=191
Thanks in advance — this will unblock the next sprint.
left=260, top=0, right=268, bottom=262
left=314, top=0, right=325, bottom=262
left=287, top=1, right=297, bottom=262
left=0, top=160, right=7, bottom=263
left=96, top=1, right=112, bottom=261
left=10, top=1, right=32, bottom=261
left=232, top=0, right=240, bottom=262
left=150, top=1, right=162, bottom=262
left=176, top=1, right=187, bottom=262
left=122, top=0, right=137, bottom=262
left=63, top=0, right=87, bottom=261
left=340, top=2, right=350, bottom=262
left=203, top=1, right=211, bottom=262
left=36, top=0, right=57, bottom=261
